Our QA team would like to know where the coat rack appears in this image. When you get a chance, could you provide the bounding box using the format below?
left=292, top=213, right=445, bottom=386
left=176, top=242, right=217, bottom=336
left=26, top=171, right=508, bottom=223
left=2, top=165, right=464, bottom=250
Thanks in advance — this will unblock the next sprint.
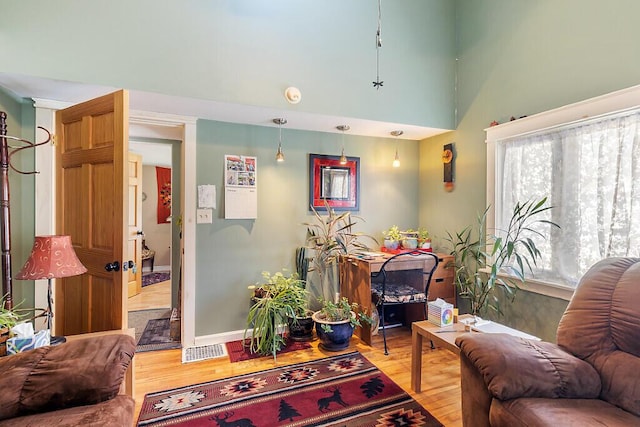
left=0, top=111, right=52, bottom=309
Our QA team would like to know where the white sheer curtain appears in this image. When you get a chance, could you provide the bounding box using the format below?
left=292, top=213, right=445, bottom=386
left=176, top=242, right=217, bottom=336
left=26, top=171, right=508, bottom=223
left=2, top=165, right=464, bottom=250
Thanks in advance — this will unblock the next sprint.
left=498, top=110, right=640, bottom=286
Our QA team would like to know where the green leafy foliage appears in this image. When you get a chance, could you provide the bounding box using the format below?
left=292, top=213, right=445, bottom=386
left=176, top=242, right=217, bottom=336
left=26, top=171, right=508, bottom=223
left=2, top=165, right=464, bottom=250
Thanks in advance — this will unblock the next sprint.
left=445, top=198, right=559, bottom=316
left=304, top=200, right=377, bottom=304
left=315, top=297, right=373, bottom=333
left=244, top=271, right=308, bottom=360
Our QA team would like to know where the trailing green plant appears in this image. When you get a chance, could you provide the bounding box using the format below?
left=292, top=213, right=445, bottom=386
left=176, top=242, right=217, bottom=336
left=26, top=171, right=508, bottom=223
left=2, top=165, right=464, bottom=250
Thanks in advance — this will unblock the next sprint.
left=314, top=297, right=373, bottom=333
left=244, top=270, right=308, bottom=360
left=445, top=197, right=559, bottom=317
left=304, top=201, right=377, bottom=306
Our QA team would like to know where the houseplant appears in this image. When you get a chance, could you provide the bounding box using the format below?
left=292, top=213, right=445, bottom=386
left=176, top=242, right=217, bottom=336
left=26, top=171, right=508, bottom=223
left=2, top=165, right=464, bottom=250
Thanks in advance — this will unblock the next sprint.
left=304, top=201, right=376, bottom=309
left=382, top=225, right=402, bottom=250
left=417, top=227, right=431, bottom=249
left=446, top=197, right=559, bottom=317
left=312, top=297, right=372, bottom=351
left=400, top=228, right=419, bottom=249
left=244, top=270, right=309, bottom=359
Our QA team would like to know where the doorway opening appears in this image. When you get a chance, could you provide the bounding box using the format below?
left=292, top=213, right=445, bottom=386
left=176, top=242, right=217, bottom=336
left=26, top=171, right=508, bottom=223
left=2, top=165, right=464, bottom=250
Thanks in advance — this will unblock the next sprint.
left=128, top=139, right=177, bottom=351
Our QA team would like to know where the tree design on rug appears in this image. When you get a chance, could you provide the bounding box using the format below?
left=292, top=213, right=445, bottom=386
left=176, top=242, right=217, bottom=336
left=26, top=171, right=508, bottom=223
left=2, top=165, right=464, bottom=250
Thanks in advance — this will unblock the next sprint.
left=360, top=375, right=385, bottom=398
left=278, top=399, right=301, bottom=422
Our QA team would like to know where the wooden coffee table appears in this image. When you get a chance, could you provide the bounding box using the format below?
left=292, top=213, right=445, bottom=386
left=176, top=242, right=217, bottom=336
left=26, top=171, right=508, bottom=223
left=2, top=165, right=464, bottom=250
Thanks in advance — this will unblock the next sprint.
left=411, top=319, right=468, bottom=392
left=411, top=316, right=538, bottom=392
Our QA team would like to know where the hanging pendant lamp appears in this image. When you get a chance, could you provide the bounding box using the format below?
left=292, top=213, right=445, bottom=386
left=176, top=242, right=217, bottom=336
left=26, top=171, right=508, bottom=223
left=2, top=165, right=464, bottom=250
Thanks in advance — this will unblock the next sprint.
left=273, top=118, right=287, bottom=162
left=391, top=130, right=403, bottom=167
left=337, top=125, right=350, bottom=165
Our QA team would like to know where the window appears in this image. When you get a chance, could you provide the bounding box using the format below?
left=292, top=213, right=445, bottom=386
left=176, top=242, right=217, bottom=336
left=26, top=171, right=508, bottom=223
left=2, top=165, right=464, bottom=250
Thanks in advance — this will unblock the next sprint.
left=486, top=85, right=640, bottom=294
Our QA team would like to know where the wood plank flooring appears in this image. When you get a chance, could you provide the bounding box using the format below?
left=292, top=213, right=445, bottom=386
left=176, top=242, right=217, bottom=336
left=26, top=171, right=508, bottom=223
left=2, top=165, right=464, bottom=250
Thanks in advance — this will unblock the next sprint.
left=128, top=278, right=171, bottom=311
left=133, top=326, right=462, bottom=426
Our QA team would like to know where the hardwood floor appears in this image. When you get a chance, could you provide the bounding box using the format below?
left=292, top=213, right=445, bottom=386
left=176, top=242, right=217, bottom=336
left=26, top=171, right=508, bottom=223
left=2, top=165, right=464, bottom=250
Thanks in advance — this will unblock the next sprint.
left=128, top=278, right=171, bottom=311
left=133, top=326, right=463, bottom=426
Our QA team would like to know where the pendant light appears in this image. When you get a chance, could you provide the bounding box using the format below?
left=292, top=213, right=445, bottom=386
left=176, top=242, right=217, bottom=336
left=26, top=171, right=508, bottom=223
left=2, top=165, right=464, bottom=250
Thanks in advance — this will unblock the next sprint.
left=337, top=125, right=350, bottom=165
left=391, top=130, right=403, bottom=168
left=273, top=118, right=287, bottom=162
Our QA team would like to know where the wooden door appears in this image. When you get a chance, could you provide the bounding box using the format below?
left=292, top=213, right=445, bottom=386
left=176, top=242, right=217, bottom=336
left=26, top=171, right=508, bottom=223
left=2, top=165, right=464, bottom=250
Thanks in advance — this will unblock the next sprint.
left=127, top=152, right=143, bottom=298
left=55, top=90, right=129, bottom=335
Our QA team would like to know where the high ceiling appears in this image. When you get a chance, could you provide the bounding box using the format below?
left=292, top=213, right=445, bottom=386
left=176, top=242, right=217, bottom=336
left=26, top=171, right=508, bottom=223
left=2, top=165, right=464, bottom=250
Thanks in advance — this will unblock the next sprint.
left=0, top=73, right=450, bottom=141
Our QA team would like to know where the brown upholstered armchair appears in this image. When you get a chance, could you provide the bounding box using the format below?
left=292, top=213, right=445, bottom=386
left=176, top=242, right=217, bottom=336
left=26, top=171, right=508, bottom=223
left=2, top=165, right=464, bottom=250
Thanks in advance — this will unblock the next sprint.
left=0, top=334, right=135, bottom=426
left=456, top=257, right=640, bottom=427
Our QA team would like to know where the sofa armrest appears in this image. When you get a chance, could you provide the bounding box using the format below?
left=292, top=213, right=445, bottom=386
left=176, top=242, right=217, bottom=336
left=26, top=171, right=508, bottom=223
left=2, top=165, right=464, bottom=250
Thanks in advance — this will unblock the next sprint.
left=455, top=333, right=601, bottom=401
left=0, top=334, right=135, bottom=421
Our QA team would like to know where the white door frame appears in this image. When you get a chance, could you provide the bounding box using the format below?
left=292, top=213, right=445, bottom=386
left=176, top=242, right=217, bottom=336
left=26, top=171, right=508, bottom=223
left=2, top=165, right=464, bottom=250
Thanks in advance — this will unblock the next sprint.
left=33, top=99, right=197, bottom=349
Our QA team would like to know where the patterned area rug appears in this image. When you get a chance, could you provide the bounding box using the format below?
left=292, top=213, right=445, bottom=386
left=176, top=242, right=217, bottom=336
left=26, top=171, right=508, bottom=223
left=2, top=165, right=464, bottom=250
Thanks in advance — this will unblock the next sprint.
left=137, top=318, right=181, bottom=352
left=137, top=351, right=442, bottom=426
left=129, top=308, right=172, bottom=343
left=142, top=272, right=170, bottom=287
left=225, top=338, right=311, bottom=363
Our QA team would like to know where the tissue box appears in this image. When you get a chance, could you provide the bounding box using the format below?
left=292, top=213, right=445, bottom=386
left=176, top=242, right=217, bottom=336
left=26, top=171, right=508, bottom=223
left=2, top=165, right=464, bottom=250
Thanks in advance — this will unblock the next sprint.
left=6, top=330, right=50, bottom=355
left=427, top=300, right=454, bottom=326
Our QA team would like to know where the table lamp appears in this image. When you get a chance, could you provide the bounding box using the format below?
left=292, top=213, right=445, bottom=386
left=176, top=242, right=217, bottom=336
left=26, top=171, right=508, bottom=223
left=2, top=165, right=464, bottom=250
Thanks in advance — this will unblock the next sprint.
left=16, top=235, right=87, bottom=345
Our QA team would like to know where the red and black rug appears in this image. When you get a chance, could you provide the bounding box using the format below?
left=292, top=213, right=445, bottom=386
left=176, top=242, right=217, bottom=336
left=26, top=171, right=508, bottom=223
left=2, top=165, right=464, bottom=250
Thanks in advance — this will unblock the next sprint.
left=225, top=338, right=311, bottom=363
left=137, top=351, right=442, bottom=426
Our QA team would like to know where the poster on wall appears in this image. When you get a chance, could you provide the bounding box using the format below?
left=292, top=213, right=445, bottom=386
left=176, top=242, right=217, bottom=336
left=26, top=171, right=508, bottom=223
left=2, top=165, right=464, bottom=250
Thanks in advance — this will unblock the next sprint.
left=156, top=166, right=172, bottom=224
left=224, top=155, right=257, bottom=219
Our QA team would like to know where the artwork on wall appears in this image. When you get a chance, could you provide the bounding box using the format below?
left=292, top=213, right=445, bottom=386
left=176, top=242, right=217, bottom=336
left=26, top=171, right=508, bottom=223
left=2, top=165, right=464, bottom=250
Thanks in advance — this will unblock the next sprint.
left=309, top=154, right=360, bottom=211
left=155, top=166, right=172, bottom=224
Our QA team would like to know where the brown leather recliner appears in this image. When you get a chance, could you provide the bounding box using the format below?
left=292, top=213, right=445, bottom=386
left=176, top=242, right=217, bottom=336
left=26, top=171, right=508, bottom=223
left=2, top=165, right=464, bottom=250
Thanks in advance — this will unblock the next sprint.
left=456, top=257, right=640, bottom=426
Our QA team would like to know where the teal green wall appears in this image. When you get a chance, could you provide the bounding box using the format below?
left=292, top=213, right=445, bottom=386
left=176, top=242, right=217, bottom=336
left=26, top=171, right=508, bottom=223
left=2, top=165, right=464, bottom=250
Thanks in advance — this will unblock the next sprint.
left=196, top=120, right=421, bottom=334
left=0, top=88, right=36, bottom=310
left=4, top=0, right=639, bottom=340
left=0, top=0, right=455, bottom=129
left=420, top=0, right=640, bottom=340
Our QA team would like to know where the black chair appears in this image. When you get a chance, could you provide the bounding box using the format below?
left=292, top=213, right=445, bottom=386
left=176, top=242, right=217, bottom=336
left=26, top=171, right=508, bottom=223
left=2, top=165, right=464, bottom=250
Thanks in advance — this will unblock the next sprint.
left=370, top=250, right=439, bottom=355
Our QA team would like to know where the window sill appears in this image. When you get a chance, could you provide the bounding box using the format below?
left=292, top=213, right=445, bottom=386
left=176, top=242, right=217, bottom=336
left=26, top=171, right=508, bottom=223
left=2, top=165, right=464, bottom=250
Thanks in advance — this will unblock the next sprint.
left=479, top=268, right=575, bottom=301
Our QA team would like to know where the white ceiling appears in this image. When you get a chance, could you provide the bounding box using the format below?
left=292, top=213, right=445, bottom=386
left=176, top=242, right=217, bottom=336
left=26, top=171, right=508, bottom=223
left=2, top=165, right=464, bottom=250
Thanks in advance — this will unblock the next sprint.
left=0, top=73, right=450, bottom=141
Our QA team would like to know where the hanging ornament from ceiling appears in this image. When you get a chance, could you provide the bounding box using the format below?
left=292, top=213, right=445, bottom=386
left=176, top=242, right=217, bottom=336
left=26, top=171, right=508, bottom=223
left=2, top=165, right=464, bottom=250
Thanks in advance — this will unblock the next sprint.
left=373, top=0, right=383, bottom=89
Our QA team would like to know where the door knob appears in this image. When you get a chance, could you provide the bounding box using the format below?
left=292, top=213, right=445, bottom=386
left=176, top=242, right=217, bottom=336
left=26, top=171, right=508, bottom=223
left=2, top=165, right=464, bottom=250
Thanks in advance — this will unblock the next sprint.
left=136, top=230, right=144, bottom=235
left=123, top=260, right=135, bottom=271
left=105, top=261, right=120, bottom=272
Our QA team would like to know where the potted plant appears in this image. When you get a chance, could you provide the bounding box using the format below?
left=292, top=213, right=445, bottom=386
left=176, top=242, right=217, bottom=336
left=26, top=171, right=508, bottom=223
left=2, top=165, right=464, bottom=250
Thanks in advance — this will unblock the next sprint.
left=383, top=225, right=402, bottom=250
left=305, top=201, right=376, bottom=309
left=445, top=197, right=559, bottom=317
left=0, top=295, right=32, bottom=356
left=244, top=270, right=309, bottom=360
left=400, top=228, right=419, bottom=249
left=312, top=296, right=372, bottom=351
left=417, top=227, right=431, bottom=249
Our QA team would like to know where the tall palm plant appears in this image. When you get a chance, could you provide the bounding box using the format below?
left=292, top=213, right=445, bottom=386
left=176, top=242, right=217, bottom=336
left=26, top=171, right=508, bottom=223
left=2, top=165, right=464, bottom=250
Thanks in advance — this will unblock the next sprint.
left=446, top=197, right=559, bottom=316
left=304, top=201, right=376, bottom=308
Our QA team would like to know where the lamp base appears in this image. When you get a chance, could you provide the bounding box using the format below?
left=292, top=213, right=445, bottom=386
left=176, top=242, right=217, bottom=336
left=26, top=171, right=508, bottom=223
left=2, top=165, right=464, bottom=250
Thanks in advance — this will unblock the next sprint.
left=50, top=335, right=67, bottom=346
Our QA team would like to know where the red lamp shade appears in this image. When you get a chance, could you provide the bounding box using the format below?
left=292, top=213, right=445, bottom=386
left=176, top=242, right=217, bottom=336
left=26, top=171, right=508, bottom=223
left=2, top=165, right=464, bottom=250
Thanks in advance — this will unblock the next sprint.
left=16, top=235, right=87, bottom=280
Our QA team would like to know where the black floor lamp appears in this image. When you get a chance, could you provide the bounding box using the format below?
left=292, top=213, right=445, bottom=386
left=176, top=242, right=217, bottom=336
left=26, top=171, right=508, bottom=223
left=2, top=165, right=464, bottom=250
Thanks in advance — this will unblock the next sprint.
left=16, top=235, right=87, bottom=345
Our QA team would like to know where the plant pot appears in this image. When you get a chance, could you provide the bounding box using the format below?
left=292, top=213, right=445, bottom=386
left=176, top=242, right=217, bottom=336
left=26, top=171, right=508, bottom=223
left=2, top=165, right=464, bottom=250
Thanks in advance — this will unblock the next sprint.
left=419, top=240, right=431, bottom=249
left=312, top=311, right=355, bottom=351
left=402, top=237, right=418, bottom=249
left=287, top=314, right=314, bottom=342
left=384, top=238, right=399, bottom=250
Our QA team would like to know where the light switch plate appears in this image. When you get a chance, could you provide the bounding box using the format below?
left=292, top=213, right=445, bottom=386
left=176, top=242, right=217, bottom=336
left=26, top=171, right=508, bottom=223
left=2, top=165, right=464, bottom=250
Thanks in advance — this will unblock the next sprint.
left=196, top=208, right=213, bottom=224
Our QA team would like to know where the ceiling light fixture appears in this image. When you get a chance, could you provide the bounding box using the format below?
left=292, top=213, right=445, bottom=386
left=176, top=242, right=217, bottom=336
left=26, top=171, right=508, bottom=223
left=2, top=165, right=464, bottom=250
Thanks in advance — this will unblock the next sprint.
left=391, top=130, right=403, bottom=168
left=337, top=125, right=350, bottom=165
left=273, top=118, right=287, bottom=162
